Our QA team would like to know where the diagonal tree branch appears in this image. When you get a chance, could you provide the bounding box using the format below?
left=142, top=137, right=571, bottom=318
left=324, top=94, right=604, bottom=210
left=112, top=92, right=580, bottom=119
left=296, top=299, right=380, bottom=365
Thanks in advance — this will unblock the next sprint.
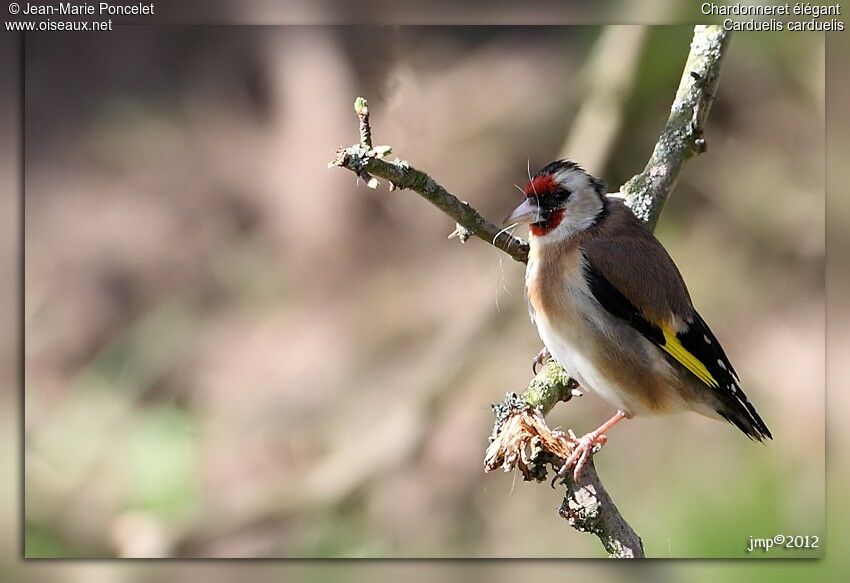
left=329, top=25, right=731, bottom=558
left=331, top=146, right=530, bottom=262
left=331, top=100, right=530, bottom=263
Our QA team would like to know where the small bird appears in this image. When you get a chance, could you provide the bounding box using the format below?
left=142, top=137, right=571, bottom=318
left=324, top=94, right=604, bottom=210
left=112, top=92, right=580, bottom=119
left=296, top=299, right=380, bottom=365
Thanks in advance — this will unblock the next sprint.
left=506, top=160, right=772, bottom=480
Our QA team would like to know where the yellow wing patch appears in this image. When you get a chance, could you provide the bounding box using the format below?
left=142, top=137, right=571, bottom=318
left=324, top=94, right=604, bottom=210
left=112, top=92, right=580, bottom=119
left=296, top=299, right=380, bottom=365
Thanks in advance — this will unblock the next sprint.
left=660, top=325, right=719, bottom=388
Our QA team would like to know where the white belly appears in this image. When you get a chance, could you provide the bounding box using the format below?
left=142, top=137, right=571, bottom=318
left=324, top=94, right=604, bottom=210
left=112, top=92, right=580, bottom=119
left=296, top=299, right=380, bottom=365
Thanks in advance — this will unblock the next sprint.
left=527, top=263, right=629, bottom=410
left=535, top=312, right=633, bottom=413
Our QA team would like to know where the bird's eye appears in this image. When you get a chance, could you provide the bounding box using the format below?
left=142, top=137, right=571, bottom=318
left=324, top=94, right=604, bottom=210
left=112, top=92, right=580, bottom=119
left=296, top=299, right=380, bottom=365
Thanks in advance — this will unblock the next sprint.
left=552, top=190, right=568, bottom=203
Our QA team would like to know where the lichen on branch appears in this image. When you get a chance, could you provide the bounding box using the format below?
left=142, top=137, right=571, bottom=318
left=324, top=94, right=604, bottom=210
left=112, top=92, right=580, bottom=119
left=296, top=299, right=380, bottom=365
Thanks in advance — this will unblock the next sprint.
left=619, top=25, right=730, bottom=231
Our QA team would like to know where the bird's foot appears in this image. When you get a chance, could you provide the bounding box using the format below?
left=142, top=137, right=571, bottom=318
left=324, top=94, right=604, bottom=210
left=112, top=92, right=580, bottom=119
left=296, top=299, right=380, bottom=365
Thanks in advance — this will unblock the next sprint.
left=551, top=431, right=608, bottom=485
left=550, top=411, right=627, bottom=486
left=532, top=346, right=551, bottom=374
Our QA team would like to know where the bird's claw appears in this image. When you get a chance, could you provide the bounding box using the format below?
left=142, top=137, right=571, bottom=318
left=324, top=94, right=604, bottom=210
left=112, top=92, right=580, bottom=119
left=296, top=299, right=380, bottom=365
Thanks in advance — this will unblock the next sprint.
left=550, top=432, right=608, bottom=487
left=532, top=346, right=551, bottom=374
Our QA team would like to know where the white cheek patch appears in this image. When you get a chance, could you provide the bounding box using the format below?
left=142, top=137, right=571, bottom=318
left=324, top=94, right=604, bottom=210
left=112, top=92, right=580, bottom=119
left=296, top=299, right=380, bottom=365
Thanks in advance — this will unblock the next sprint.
left=533, top=187, right=603, bottom=244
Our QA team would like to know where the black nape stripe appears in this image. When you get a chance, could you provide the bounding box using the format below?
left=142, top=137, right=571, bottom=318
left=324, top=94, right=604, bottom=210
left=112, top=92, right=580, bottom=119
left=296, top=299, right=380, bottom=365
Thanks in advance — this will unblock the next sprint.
left=588, top=174, right=607, bottom=197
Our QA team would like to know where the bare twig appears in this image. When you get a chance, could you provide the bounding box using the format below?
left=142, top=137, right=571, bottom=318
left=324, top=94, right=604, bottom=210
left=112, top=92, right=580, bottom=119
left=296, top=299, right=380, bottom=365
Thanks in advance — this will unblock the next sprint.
left=354, top=96, right=372, bottom=150
left=329, top=25, right=731, bottom=558
left=329, top=130, right=529, bottom=263
left=330, top=147, right=529, bottom=262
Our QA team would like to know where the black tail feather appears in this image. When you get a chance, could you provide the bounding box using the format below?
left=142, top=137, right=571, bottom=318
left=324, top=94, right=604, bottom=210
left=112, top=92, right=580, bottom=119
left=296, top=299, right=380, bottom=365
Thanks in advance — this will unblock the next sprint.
left=716, top=396, right=772, bottom=442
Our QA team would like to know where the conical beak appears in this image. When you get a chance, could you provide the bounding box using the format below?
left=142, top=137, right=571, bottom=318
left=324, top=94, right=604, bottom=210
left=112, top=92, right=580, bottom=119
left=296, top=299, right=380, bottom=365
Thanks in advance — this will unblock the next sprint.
left=505, top=198, right=543, bottom=225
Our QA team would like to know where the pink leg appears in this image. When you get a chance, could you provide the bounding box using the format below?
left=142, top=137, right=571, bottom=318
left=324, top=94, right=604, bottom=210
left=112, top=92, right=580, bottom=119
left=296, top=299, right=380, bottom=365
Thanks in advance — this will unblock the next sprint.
left=532, top=346, right=551, bottom=374
left=556, top=410, right=628, bottom=482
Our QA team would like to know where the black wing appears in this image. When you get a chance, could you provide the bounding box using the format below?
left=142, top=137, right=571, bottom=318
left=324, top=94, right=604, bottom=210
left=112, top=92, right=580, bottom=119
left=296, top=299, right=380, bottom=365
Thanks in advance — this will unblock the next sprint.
left=584, top=261, right=772, bottom=441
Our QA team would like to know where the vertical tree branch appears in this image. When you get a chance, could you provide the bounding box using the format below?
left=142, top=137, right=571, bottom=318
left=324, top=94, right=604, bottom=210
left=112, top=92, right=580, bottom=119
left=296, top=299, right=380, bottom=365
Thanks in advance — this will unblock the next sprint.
left=619, top=25, right=731, bottom=230
left=354, top=96, right=373, bottom=150
left=329, top=25, right=731, bottom=558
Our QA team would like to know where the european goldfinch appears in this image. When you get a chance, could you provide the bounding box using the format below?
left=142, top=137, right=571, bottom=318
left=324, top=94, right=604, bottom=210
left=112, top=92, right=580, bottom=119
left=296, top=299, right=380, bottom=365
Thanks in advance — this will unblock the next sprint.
left=506, top=160, right=772, bottom=480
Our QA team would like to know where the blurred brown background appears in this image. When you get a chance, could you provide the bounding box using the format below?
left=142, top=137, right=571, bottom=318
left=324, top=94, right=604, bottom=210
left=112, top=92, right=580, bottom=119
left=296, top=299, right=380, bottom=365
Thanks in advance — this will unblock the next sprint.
left=22, top=26, right=824, bottom=558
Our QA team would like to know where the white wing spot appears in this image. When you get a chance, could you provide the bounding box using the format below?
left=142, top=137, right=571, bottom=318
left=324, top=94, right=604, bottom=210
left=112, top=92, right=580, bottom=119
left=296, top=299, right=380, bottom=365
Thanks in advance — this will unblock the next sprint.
left=704, top=334, right=712, bottom=344
left=717, top=359, right=727, bottom=370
